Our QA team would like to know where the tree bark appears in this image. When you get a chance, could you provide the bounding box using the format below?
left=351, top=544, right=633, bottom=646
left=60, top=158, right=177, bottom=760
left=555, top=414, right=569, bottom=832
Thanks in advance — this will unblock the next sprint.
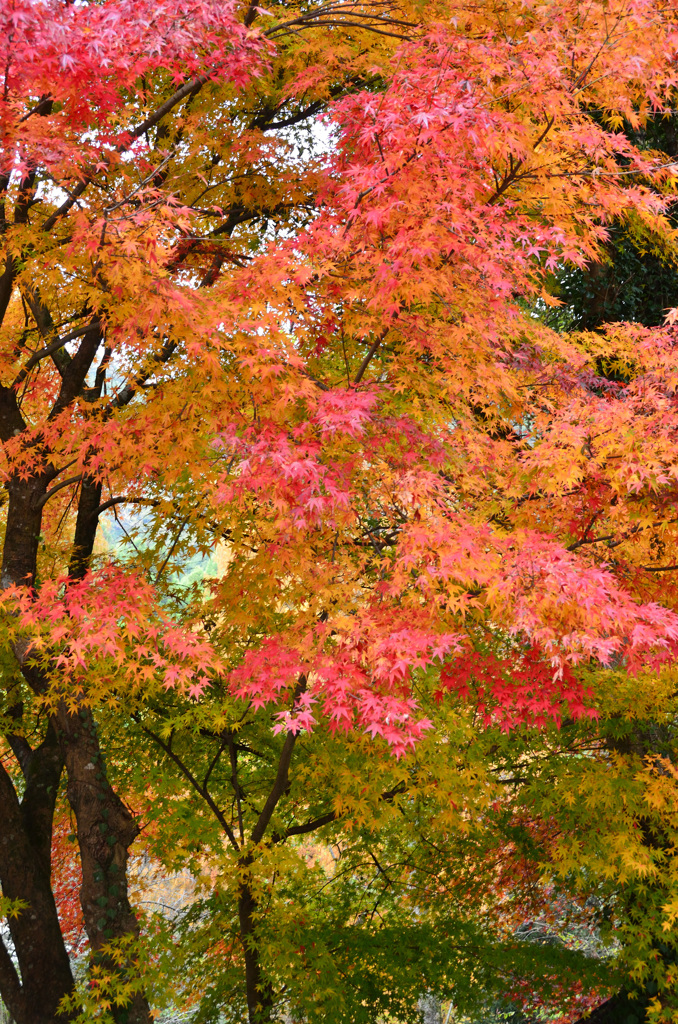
left=0, top=723, right=74, bottom=1024
left=238, top=874, right=274, bottom=1024
left=55, top=705, right=151, bottom=1024
left=238, top=718, right=301, bottom=1024
left=0, top=430, right=151, bottom=1023
left=0, top=407, right=75, bottom=1021
left=63, top=474, right=152, bottom=1024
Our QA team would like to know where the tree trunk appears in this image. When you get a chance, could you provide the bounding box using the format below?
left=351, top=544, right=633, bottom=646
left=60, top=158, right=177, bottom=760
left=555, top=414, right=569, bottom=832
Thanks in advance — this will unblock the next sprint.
left=0, top=723, right=74, bottom=1024
left=238, top=875, right=274, bottom=1024
left=55, top=704, right=151, bottom=1024
left=0, top=441, right=151, bottom=1023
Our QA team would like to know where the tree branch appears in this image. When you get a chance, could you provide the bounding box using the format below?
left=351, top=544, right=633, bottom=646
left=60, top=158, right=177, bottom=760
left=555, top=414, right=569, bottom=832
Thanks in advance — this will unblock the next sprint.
left=250, top=675, right=307, bottom=846
left=34, top=475, right=83, bottom=510
left=354, top=327, right=388, bottom=384
left=11, top=321, right=99, bottom=390
left=110, top=339, right=177, bottom=409
left=140, top=724, right=240, bottom=852
left=89, top=496, right=158, bottom=519
left=228, top=733, right=246, bottom=845
left=250, top=730, right=298, bottom=846
left=273, top=810, right=337, bottom=842
left=272, top=780, right=405, bottom=843
left=42, top=75, right=217, bottom=232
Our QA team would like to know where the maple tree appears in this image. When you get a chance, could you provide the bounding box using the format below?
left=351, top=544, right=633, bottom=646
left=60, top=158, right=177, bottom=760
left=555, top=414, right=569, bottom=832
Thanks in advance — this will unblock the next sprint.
left=3, top=0, right=678, bottom=1022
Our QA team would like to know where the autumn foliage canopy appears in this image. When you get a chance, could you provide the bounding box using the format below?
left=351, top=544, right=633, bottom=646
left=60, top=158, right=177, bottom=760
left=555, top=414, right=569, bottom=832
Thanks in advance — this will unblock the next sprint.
left=3, top=0, right=678, bottom=1021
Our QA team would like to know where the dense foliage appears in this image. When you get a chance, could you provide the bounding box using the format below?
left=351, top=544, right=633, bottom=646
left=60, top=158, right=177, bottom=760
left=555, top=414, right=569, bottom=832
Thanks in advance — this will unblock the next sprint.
left=2, top=1, right=678, bottom=1023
